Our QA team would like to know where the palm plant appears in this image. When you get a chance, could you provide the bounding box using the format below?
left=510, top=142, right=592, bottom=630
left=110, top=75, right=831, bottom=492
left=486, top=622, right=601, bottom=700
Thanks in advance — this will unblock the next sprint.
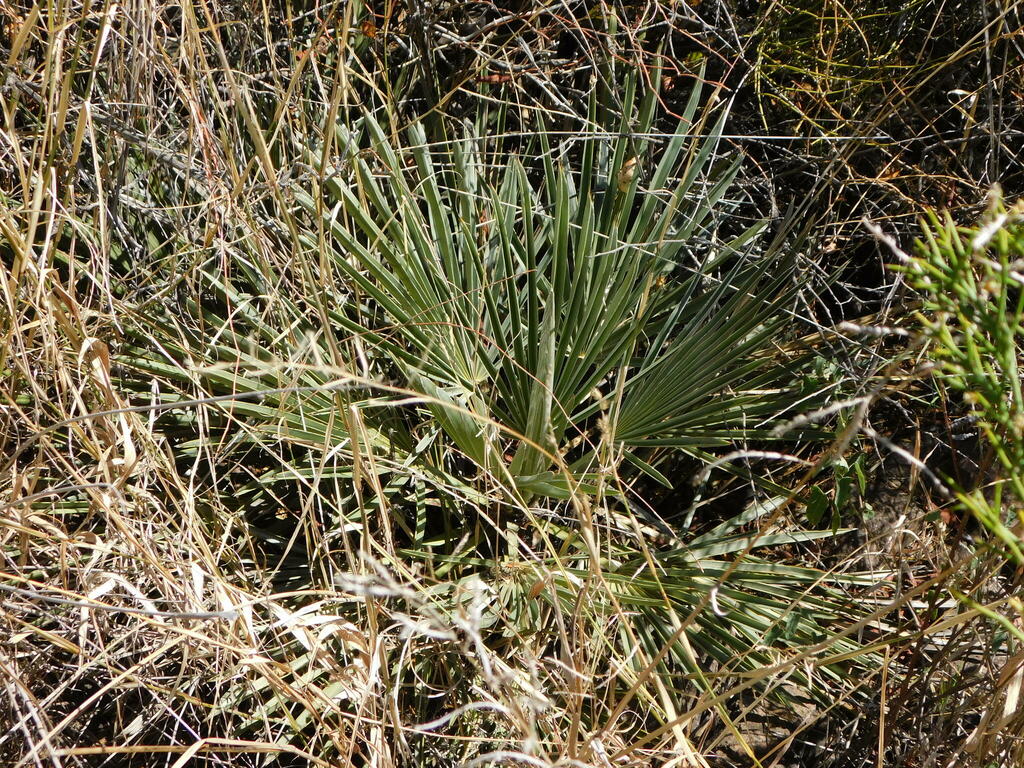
left=294, top=75, right=816, bottom=499
left=118, top=69, right=879, bottom=758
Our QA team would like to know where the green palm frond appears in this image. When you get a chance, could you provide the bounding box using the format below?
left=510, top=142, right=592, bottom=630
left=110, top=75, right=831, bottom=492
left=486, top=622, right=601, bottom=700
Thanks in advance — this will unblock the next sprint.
left=293, top=72, right=817, bottom=499
left=114, top=66, right=876, bottom=748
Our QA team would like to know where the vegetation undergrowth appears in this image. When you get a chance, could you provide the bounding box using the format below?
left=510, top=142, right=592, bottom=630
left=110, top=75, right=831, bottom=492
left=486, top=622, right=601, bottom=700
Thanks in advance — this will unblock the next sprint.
left=2, top=1, right=1022, bottom=767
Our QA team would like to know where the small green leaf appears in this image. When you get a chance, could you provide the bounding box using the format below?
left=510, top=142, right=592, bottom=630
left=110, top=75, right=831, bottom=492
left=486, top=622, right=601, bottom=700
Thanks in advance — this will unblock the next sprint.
left=805, top=485, right=830, bottom=527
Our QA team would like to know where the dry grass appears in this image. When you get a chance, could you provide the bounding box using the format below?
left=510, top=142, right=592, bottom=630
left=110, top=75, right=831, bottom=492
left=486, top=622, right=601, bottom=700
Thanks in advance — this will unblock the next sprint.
left=2, top=1, right=1023, bottom=767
